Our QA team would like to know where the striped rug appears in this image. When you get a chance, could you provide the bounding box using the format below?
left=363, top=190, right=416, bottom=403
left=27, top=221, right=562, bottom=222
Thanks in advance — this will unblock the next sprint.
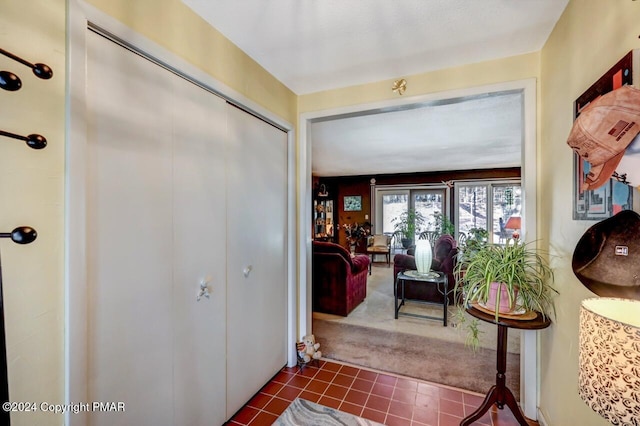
left=274, top=398, right=384, bottom=426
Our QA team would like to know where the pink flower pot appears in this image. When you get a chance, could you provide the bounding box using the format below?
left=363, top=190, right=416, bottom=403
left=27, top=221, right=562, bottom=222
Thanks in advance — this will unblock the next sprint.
left=485, top=282, right=518, bottom=314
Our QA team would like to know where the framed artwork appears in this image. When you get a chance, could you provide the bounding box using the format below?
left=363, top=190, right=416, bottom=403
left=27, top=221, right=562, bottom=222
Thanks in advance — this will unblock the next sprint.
left=344, top=195, right=362, bottom=211
left=572, top=51, right=635, bottom=220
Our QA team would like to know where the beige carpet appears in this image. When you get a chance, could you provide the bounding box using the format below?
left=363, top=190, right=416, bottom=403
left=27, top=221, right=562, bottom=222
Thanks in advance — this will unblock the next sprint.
left=312, top=259, right=521, bottom=395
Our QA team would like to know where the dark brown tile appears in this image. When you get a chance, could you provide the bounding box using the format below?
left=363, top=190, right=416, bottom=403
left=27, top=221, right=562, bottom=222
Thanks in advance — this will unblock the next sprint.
left=332, top=373, right=355, bottom=388
left=376, top=374, right=398, bottom=387
left=305, top=379, right=330, bottom=395
left=439, top=398, right=464, bottom=417
left=247, top=393, right=271, bottom=409
left=462, top=392, right=485, bottom=407
left=339, top=365, right=360, bottom=377
left=230, top=406, right=260, bottom=424
left=287, top=375, right=311, bottom=389
left=439, top=387, right=464, bottom=403
left=318, top=395, right=342, bottom=409
left=491, top=409, right=523, bottom=426
left=321, top=361, right=342, bottom=372
left=361, top=408, right=387, bottom=424
left=263, top=397, right=290, bottom=416
left=412, top=405, right=438, bottom=425
left=371, top=382, right=394, bottom=398
left=315, top=369, right=337, bottom=383
left=417, top=382, right=439, bottom=396
left=339, top=401, right=364, bottom=417
left=299, top=390, right=322, bottom=403
left=325, top=384, right=349, bottom=400
left=298, top=367, right=319, bottom=378
left=415, top=393, right=438, bottom=411
left=344, top=389, right=369, bottom=406
left=388, top=400, right=414, bottom=419
left=439, top=412, right=463, bottom=426
left=351, top=378, right=375, bottom=393
left=395, top=377, right=418, bottom=391
left=272, top=371, right=295, bottom=384
left=392, top=388, right=417, bottom=405
left=356, top=369, right=378, bottom=382
left=260, top=381, right=283, bottom=395
left=248, top=411, right=278, bottom=426
left=385, top=414, right=412, bottom=426
left=365, top=394, right=391, bottom=412
left=276, top=385, right=302, bottom=401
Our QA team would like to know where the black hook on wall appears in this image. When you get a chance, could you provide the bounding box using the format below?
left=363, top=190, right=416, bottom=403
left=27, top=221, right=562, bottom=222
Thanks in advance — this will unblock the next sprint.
left=0, top=129, right=46, bottom=149
left=0, top=70, right=21, bottom=91
left=0, top=227, right=37, bottom=245
left=0, top=48, right=52, bottom=80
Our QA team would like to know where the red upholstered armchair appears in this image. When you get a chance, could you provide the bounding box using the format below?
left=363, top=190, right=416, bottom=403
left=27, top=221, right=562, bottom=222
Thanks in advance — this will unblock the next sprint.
left=393, top=234, right=458, bottom=305
left=312, top=241, right=370, bottom=316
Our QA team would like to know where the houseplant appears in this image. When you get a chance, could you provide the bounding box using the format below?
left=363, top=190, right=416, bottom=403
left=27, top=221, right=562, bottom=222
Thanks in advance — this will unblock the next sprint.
left=432, top=211, right=455, bottom=237
left=392, top=209, right=426, bottom=248
left=457, top=227, right=489, bottom=265
left=454, top=239, right=557, bottom=350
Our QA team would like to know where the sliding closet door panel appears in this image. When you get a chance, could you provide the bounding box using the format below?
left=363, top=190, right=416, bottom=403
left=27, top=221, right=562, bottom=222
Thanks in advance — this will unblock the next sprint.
left=86, top=31, right=174, bottom=425
left=171, top=75, right=227, bottom=425
left=226, top=106, right=288, bottom=416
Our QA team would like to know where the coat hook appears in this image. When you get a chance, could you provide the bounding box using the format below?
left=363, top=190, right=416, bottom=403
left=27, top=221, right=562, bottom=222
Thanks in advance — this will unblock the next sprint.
left=0, top=48, right=52, bottom=80
left=0, top=227, right=37, bottom=244
left=0, top=129, right=46, bottom=149
left=0, top=70, right=21, bottom=91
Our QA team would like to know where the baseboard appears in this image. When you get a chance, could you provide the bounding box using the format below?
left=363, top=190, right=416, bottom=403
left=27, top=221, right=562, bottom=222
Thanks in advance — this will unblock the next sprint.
left=537, top=408, right=549, bottom=426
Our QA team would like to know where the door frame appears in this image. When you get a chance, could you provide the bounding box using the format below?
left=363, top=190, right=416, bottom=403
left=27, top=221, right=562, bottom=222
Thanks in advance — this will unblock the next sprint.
left=298, top=79, right=539, bottom=418
left=66, top=2, right=297, bottom=425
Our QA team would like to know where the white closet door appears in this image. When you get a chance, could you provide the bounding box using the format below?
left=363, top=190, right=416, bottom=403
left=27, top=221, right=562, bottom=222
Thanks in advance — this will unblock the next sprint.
left=86, top=31, right=174, bottom=425
left=171, top=74, right=227, bottom=425
left=87, top=31, right=227, bottom=425
left=226, top=105, right=288, bottom=416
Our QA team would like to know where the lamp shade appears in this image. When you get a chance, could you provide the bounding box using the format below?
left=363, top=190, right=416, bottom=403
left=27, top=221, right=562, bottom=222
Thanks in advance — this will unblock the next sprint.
left=414, top=239, right=432, bottom=275
left=579, top=297, right=640, bottom=424
left=504, top=216, right=521, bottom=230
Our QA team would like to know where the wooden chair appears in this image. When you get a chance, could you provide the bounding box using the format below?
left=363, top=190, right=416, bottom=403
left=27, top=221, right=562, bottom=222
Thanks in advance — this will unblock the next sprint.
left=366, top=234, right=392, bottom=274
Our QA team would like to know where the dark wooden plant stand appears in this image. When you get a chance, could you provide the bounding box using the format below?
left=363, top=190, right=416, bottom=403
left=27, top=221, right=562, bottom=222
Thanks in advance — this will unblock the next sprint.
left=460, top=306, right=551, bottom=426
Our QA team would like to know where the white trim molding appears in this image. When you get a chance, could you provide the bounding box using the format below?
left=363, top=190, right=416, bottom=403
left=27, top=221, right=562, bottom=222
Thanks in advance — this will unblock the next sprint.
left=298, top=78, right=539, bottom=418
left=65, top=2, right=297, bottom=425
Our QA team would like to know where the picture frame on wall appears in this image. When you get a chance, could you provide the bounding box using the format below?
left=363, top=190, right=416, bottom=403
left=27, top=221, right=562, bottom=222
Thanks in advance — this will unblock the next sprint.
left=344, top=195, right=362, bottom=211
left=572, top=50, right=635, bottom=220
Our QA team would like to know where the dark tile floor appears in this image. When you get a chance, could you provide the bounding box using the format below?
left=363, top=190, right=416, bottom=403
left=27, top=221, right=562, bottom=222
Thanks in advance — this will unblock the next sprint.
left=227, top=359, right=537, bottom=426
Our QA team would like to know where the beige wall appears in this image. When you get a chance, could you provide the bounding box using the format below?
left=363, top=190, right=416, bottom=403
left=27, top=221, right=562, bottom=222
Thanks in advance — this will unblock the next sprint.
left=0, top=1, right=296, bottom=425
left=0, top=0, right=66, bottom=424
left=538, top=0, right=640, bottom=425
left=85, top=0, right=297, bottom=124
left=2, top=0, right=639, bottom=425
left=299, top=52, right=540, bottom=113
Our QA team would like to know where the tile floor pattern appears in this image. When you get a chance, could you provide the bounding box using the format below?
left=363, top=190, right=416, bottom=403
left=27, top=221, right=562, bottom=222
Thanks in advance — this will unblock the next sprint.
left=227, top=360, right=537, bottom=426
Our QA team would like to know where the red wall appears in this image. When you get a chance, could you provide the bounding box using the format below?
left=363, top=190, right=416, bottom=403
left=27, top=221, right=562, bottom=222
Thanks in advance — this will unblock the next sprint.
left=316, top=167, right=520, bottom=248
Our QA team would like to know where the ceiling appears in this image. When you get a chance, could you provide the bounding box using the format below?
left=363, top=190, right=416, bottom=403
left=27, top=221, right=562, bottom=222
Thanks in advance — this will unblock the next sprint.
left=182, top=0, right=569, bottom=177
left=310, top=91, right=524, bottom=177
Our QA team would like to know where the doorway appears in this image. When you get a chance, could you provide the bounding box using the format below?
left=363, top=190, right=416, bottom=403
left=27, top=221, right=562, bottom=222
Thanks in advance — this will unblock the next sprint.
left=299, top=78, right=539, bottom=417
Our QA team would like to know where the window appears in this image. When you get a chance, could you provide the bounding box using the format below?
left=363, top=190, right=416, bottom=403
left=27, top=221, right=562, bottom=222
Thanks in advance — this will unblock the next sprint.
left=376, top=186, right=448, bottom=235
left=456, top=180, right=521, bottom=244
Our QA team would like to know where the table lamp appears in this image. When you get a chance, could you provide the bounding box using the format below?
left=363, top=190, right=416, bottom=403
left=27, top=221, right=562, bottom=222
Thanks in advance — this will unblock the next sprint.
left=504, top=216, right=521, bottom=240
left=579, top=298, right=640, bottom=423
left=414, top=239, right=432, bottom=275
left=572, top=210, right=640, bottom=424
